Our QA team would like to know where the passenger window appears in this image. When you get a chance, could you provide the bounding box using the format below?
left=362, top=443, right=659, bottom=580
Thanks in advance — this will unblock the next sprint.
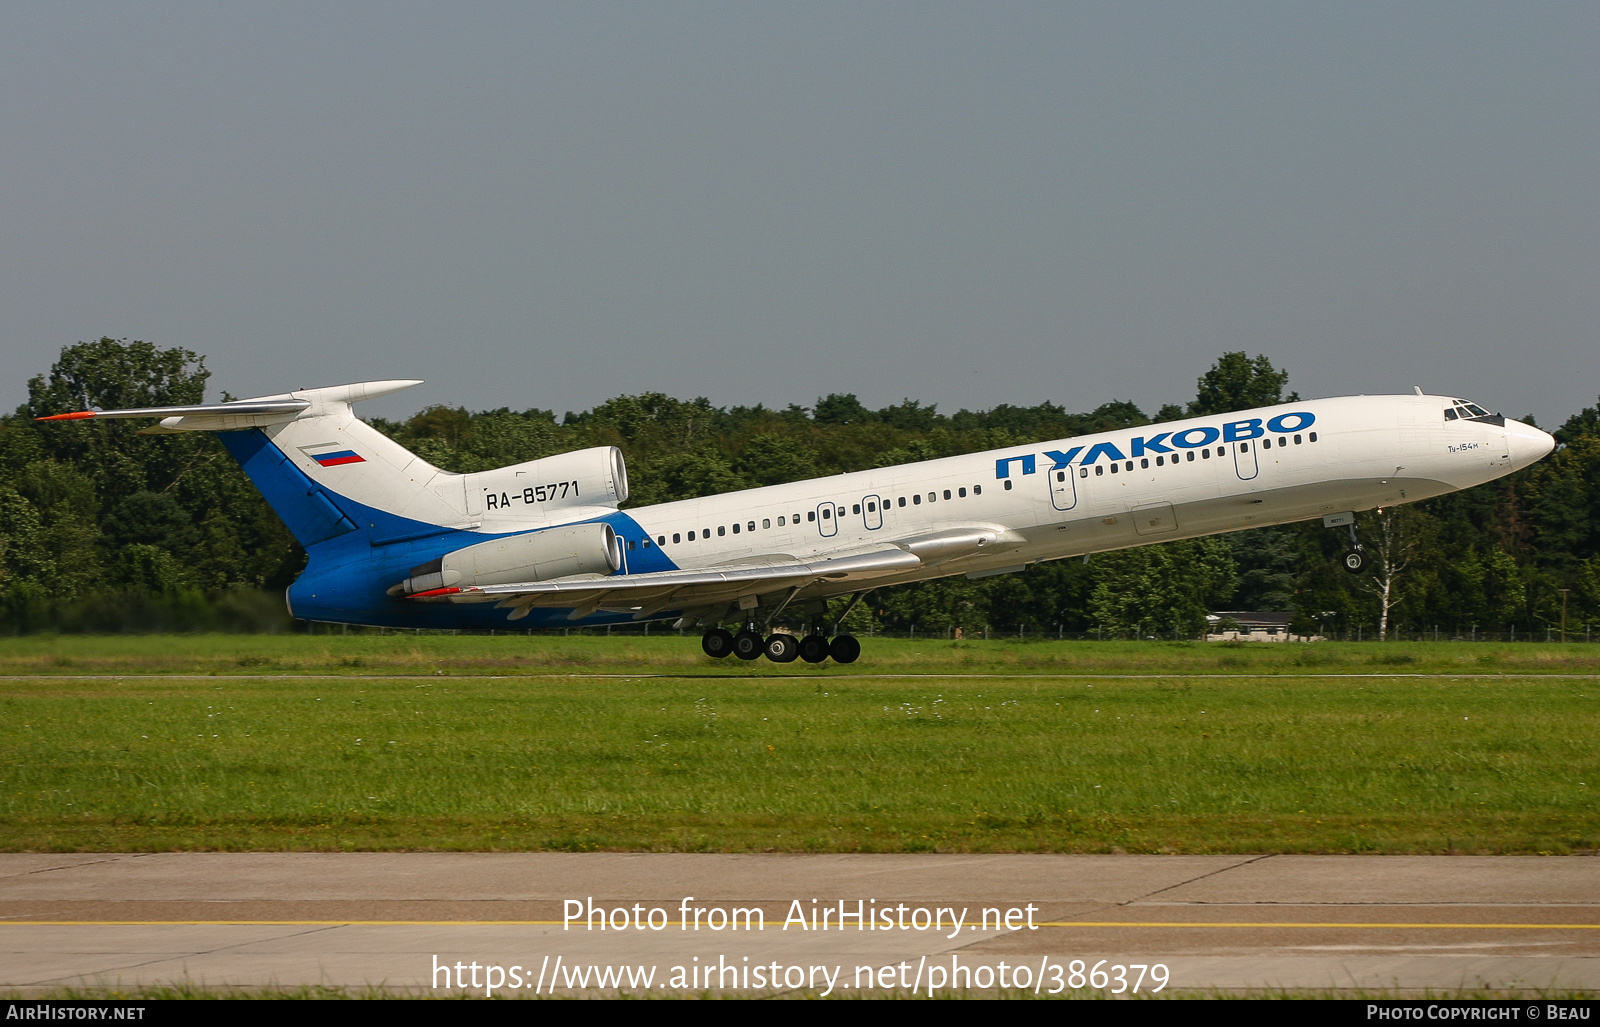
left=943, top=490, right=951, bottom=500
left=1309, top=432, right=1318, bottom=442
left=762, top=518, right=770, bottom=529
left=731, top=524, right=738, bottom=534
left=627, top=540, right=636, bottom=550
left=1110, top=463, right=1119, bottom=473
left=1263, top=438, right=1272, bottom=449
left=688, top=531, right=696, bottom=541
left=1239, top=443, right=1248, bottom=452
left=1079, top=467, right=1088, bottom=478
left=808, top=511, right=816, bottom=522
left=672, top=533, right=680, bottom=544
left=1187, top=452, right=1195, bottom=462
left=1056, top=471, right=1065, bottom=481
left=852, top=504, right=860, bottom=514
left=703, top=527, right=710, bottom=536
left=914, top=493, right=924, bottom=503
left=928, top=492, right=936, bottom=503
left=1002, top=481, right=1011, bottom=491
left=1294, top=435, right=1302, bottom=445
left=777, top=516, right=785, bottom=526
left=973, top=485, right=981, bottom=495
left=958, top=487, right=967, bottom=497
left=1156, top=456, right=1164, bottom=466
left=716, top=526, right=724, bottom=536
left=1141, top=458, right=1148, bottom=468
left=1095, top=465, right=1104, bottom=476
left=898, top=497, right=907, bottom=507
left=657, top=536, right=665, bottom=545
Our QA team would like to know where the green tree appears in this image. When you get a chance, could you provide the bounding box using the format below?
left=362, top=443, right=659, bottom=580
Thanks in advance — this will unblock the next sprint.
left=1089, top=537, right=1238, bottom=638
left=734, top=433, right=820, bottom=488
left=813, top=394, right=872, bottom=426
left=1188, top=353, right=1297, bottom=417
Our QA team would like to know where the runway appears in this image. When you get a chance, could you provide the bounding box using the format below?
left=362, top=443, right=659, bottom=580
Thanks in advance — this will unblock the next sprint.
left=1, top=853, right=1596, bottom=996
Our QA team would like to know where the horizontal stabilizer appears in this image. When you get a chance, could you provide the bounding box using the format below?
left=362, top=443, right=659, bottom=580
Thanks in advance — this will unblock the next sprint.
left=34, top=380, right=424, bottom=431
left=37, top=399, right=310, bottom=421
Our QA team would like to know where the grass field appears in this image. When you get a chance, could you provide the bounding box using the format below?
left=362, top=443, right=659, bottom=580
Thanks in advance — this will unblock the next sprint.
left=5, top=632, right=1600, bottom=676
left=2, top=636, right=1596, bottom=853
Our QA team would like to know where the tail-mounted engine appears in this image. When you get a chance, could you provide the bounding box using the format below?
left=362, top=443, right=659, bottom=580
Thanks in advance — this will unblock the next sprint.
left=395, top=522, right=622, bottom=595
left=464, top=446, right=629, bottom=526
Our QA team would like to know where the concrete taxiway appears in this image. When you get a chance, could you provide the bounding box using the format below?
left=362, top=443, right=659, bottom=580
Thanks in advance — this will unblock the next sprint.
left=1, top=853, right=1596, bottom=996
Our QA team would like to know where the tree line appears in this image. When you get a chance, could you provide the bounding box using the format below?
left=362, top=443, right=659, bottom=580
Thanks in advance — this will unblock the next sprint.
left=2, top=340, right=1597, bottom=639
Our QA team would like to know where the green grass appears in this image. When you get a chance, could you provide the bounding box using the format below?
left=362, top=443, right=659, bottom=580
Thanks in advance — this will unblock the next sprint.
left=4, top=633, right=1600, bottom=677
left=2, top=647, right=1596, bottom=852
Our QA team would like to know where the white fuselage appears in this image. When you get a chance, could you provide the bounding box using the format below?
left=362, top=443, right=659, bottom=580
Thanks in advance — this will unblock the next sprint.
left=603, top=394, right=1550, bottom=589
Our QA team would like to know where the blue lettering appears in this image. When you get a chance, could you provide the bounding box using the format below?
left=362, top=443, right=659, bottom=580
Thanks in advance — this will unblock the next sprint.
left=1172, top=426, right=1221, bottom=448
left=1043, top=447, right=1083, bottom=469
left=1130, top=433, right=1173, bottom=456
left=1081, top=442, right=1127, bottom=465
left=995, top=454, right=1037, bottom=479
left=1267, top=411, right=1315, bottom=433
left=1223, top=418, right=1264, bottom=442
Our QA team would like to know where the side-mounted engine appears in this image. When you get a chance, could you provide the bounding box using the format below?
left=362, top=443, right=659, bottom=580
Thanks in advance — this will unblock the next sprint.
left=395, top=521, right=622, bottom=595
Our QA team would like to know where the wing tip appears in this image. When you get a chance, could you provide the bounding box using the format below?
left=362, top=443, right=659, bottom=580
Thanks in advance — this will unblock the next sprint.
left=34, top=411, right=96, bottom=422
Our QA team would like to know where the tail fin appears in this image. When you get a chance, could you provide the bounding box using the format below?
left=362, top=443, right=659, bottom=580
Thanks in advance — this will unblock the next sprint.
left=40, top=380, right=630, bottom=550
left=39, top=380, right=471, bottom=547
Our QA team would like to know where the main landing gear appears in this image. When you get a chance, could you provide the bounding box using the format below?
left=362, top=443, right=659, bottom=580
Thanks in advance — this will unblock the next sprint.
left=700, top=592, right=868, bottom=665
left=701, top=627, right=861, bottom=664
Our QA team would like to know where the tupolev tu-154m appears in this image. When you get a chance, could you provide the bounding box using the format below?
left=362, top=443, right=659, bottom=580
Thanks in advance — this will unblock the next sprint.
left=39, top=381, right=1554, bottom=663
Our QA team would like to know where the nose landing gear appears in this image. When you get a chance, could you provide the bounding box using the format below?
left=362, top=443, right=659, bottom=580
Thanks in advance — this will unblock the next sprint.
left=1332, top=514, right=1367, bottom=574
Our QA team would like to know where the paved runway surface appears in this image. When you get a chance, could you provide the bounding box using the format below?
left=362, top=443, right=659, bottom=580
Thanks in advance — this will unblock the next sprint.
left=1, top=853, right=1596, bottom=996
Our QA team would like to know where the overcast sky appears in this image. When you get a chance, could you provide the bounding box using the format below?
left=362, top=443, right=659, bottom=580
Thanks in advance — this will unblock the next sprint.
left=2, top=2, right=1594, bottom=425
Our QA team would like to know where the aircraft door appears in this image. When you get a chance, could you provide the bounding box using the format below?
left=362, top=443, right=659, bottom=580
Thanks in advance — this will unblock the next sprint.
left=862, top=495, right=884, bottom=530
left=1232, top=440, right=1259, bottom=480
left=816, top=501, right=839, bottom=537
left=1049, top=466, right=1078, bottom=511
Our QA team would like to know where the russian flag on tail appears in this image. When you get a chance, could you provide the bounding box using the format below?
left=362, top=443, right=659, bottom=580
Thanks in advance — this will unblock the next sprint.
left=312, top=450, right=365, bottom=467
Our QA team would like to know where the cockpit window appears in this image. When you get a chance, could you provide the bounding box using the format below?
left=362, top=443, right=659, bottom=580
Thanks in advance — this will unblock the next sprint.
left=1446, top=399, right=1500, bottom=425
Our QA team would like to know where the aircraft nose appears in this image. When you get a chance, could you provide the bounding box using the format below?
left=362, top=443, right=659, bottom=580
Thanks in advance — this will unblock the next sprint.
left=1504, top=419, right=1556, bottom=468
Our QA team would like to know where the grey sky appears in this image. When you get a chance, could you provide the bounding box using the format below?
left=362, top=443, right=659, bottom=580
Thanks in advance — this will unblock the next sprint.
left=2, top=2, right=1594, bottom=425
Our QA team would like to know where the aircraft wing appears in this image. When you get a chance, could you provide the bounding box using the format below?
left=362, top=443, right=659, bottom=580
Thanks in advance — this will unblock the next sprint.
left=405, top=526, right=1023, bottom=620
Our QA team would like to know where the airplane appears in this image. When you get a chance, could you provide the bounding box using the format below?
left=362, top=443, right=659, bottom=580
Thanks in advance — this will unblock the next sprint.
left=38, top=381, right=1555, bottom=663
